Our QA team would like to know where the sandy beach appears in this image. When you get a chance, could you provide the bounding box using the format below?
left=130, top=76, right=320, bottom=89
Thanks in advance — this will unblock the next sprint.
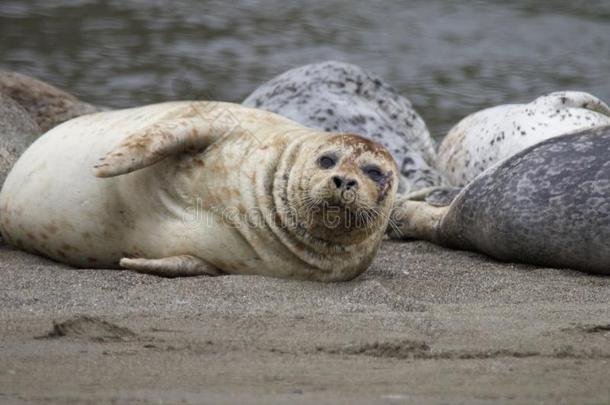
left=1, top=1, right=610, bottom=403
left=1, top=240, right=609, bottom=404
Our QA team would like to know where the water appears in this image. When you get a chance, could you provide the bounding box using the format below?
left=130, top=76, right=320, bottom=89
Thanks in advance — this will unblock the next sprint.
left=1, top=0, right=609, bottom=138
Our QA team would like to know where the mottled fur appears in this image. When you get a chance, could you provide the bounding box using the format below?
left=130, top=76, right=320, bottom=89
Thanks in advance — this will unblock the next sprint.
left=391, top=126, right=610, bottom=275
left=0, top=102, right=397, bottom=281
left=0, top=71, right=100, bottom=132
left=438, top=91, right=610, bottom=186
left=243, top=61, right=444, bottom=193
left=0, top=94, right=41, bottom=186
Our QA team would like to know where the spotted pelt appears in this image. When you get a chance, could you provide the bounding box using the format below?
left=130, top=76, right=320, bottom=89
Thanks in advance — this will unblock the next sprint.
left=243, top=61, right=445, bottom=193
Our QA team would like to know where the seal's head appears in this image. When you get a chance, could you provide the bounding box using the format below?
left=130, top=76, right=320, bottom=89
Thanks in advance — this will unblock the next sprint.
left=277, top=133, right=398, bottom=247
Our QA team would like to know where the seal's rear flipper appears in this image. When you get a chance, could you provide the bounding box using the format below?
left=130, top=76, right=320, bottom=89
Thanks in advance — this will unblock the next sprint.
left=401, top=186, right=462, bottom=207
left=93, top=116, right=235, bottom=178
left=401, top=186, right=438, bottom=201
left=388, top=198, right=448, bottom=242
left=119, top=255, right=221, bottom=277
left=424, top=187, right=462, bottom=207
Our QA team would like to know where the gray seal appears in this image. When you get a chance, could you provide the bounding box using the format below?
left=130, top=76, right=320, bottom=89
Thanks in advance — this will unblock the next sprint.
left=0, top=71, right=103, bottom=187
left=0, top=93, right=41, bottom=186
left=243, top=61, right=445, bottom=194
left=0, top=71, right=100, bottom=133
left=390, top=125, right=610, bottom=275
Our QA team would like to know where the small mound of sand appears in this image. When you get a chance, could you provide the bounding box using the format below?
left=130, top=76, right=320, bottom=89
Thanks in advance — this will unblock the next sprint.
left=317, top=339, right=431, bottom=359
left=581, top=324, right=610, bottom=334
left=316, top=340, right=541, bottom=360
left=41, top=315, right=137, bottom=342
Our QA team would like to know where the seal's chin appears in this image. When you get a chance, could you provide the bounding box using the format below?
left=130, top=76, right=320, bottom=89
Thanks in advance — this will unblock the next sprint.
left=302, top=188, right=377, bottom=239
left=288, top=172, right=386, bottom=245
left=333, top=188, right=359, bottom=207
left=309, top=183, right=361, bottom=210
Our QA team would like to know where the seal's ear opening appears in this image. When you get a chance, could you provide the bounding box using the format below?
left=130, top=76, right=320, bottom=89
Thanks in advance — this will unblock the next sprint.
left=93, top=117, right=232, bottom=178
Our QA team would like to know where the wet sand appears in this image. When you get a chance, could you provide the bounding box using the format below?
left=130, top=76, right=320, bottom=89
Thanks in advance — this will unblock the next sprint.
left=1, top=240, right=609, bottom=404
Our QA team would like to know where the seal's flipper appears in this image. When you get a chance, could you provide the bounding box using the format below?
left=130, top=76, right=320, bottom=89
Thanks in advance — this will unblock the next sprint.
left=400, top=186, right=462, bottom=207
left=401, top=186, right=440, bottom=201
left=119, top=255, right=221, bottom=277
left=424, top=187, right=462, bottom=207
left=533, top=91, right=610, bottom=117
left=388, top=198, right=448, bottom=242
left=94, top=117, right=232, bottom=178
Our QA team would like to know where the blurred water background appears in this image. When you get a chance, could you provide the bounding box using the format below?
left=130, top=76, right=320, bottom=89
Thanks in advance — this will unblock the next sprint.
left=1, top=0, right=609, bottom=138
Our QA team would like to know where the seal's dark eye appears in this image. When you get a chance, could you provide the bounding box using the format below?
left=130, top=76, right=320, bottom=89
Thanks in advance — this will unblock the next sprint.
left=318, top=154, right=336, bottom=169
left=363, top=165, right=384, bottom=182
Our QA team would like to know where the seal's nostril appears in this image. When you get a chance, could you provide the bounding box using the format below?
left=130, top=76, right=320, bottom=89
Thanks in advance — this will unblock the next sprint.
left=346, top=179, right=358, bottom=190
left=332, top=176, right=343, bottom=188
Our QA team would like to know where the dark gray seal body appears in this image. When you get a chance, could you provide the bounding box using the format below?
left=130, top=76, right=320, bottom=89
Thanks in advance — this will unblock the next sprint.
left=243, top=61, right=445, bottom=193
left=391, top=125, right=610, bottom=274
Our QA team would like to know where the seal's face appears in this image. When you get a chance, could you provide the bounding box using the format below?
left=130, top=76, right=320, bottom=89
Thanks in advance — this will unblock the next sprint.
left=290, top=134, right=398, bottom=244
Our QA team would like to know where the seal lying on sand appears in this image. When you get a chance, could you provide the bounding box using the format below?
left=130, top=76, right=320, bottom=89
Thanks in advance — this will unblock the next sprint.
left=438, top=91, right=610, bottom=186
left=243, top=61, right=444, bottom=193
left=0, top=94, right=41, bottom=186
left=390, top=125, right=610, bottom=275
left=0, top=102, right=398, bottom=281
left=0, top=71, right=100, bottom=132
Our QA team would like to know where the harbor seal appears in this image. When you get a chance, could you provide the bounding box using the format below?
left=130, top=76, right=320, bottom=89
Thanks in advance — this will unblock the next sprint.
left=389, top=125, right=610, bottom=275
left=0, top=101, right=398, bottom=281
left=0, top=71, right=101, bottom=132
left=438, top=91, right=610, bottom=186
left=243, top=61, right=445, bottom=194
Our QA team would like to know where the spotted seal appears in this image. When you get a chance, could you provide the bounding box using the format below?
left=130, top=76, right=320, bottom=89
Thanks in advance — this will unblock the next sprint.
left=390, top=125, right=610, bottom=274
left=438, top=91, right=610, bottom=186
left=243, top=61, right=444, bottom=193
left=0, top=101, right=398, bottom=281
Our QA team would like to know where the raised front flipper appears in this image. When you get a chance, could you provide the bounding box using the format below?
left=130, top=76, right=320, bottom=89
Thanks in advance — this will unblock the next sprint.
left=93, top=114, right=239, bottom=178
left=120, top=255, right=221, bottom=277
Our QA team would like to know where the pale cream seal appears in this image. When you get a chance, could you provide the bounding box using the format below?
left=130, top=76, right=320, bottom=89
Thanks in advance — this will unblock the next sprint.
left=0, top=101, right=398, bottom=281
